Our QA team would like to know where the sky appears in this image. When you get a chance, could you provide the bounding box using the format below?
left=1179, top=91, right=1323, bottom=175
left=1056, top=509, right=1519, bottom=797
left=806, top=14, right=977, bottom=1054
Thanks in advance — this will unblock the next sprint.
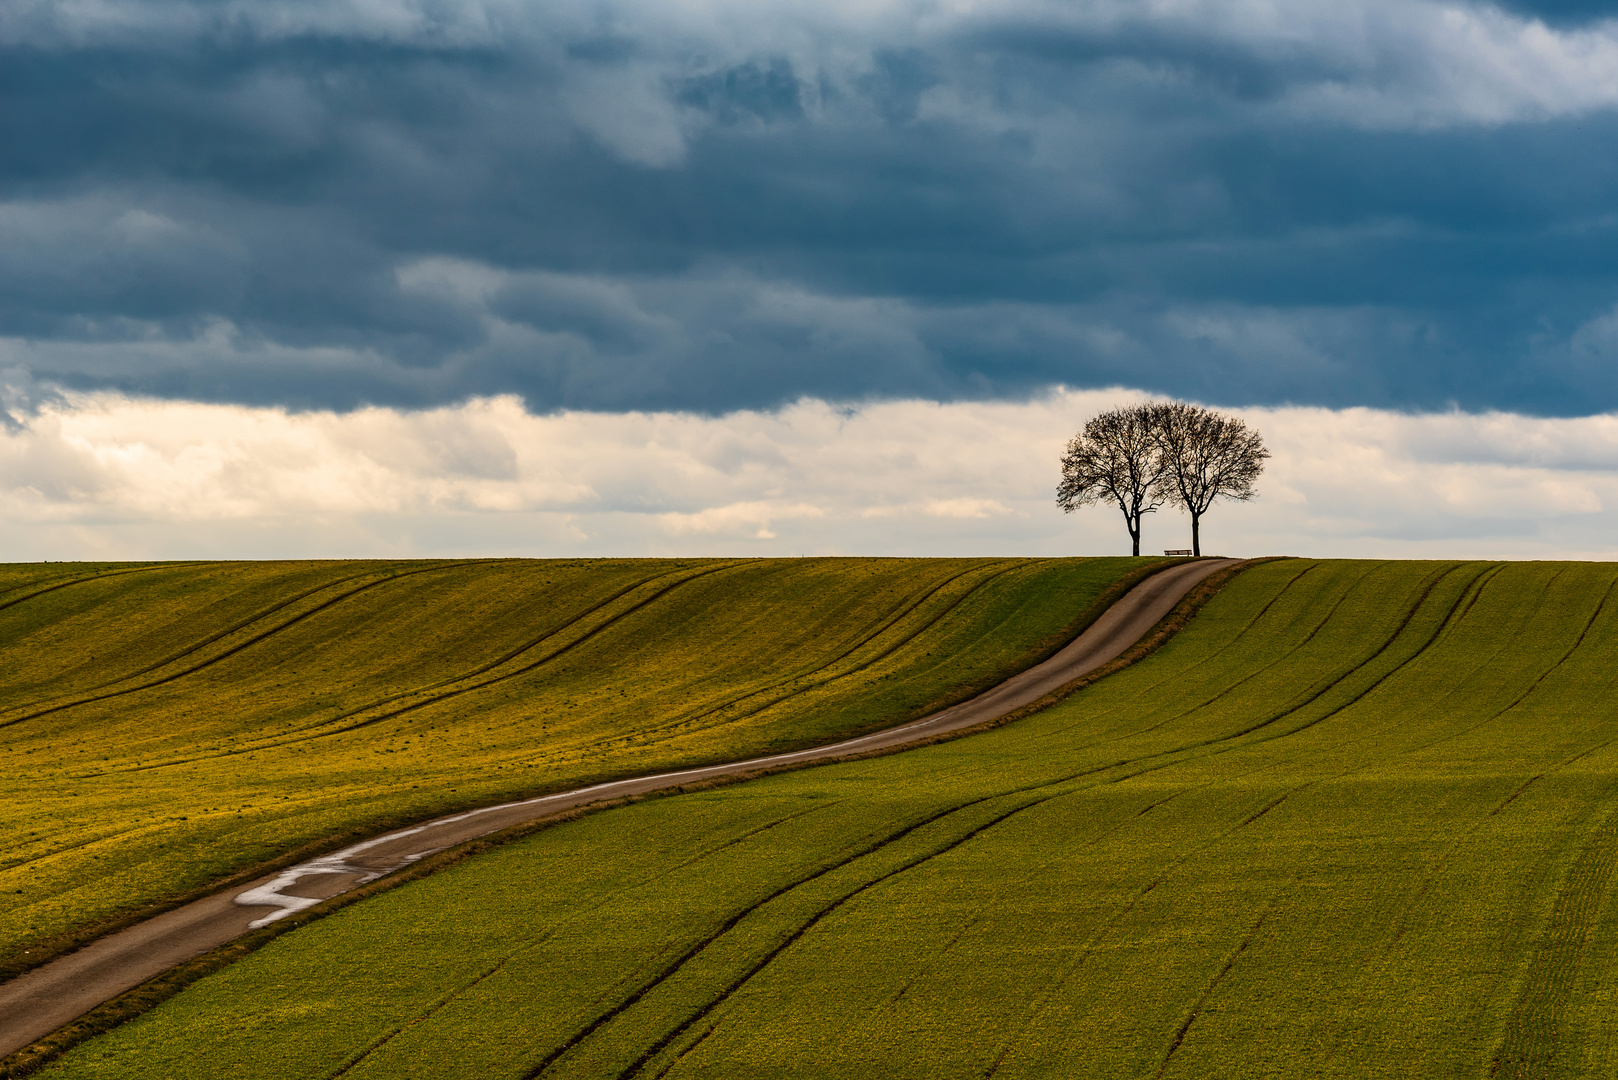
left=4, top=0, right=1618, bottom=559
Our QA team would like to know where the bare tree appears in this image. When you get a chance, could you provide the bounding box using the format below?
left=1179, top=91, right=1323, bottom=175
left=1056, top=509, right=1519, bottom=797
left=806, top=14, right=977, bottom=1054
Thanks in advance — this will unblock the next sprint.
left=1151, top=402, right=1268, bottom=556
left=1056, top=404, right=1170, bottom=556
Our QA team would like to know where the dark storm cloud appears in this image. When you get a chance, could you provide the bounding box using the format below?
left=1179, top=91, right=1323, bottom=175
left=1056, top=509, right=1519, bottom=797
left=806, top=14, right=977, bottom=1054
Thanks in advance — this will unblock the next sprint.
left=6, top=0, right=1618, bottom=415
left=1495, top=0, right=1618, bottom=26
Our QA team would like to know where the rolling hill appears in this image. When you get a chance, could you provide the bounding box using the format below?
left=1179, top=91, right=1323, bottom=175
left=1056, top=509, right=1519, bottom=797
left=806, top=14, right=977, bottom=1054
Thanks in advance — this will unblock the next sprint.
left=0, top=556, right=1160, bottom=988
left=31, top=558, right=1618, bottom=1079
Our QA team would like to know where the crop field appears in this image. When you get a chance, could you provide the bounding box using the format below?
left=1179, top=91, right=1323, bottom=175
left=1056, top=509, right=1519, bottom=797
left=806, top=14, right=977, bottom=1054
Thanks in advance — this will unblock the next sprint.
left=0, top=556, right=1159, bottom=983
left=31, top=558, right=1618, bottom=1080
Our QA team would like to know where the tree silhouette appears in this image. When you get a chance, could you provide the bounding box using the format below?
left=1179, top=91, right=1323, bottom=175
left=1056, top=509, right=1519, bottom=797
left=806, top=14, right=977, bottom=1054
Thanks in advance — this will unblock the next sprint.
left=1056, top=404, right=1169, bottom=557
left=1152, top=402, right=1269, bottom=556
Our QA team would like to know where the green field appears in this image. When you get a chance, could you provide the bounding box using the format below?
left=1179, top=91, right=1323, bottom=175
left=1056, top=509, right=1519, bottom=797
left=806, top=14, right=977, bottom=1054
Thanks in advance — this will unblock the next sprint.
left=32, top=558, right=1618, bottom=1079
left=0, top=557, right=1160, bottom=982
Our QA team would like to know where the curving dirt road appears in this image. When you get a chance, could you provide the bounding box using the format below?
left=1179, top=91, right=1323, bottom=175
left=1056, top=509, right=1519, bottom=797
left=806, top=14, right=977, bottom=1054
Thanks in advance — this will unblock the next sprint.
left=0, top=557, right=1235, bottom=1059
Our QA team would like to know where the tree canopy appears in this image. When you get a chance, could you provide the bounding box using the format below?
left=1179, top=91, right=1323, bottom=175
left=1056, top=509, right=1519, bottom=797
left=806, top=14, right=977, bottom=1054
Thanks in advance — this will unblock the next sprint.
left=1055, top=404, right=1168, bottom=557
left=1057, top=402, right=1269, bottom=556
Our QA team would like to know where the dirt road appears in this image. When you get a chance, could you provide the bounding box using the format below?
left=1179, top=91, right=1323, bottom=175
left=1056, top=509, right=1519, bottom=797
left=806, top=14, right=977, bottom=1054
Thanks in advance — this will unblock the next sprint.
left=0, top=556, right=1235, bottom=1058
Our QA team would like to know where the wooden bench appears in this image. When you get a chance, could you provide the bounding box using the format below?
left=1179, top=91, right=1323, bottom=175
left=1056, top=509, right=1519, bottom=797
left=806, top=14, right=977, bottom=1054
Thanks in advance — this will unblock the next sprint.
left=1164, top=549, right=1193, bottom=556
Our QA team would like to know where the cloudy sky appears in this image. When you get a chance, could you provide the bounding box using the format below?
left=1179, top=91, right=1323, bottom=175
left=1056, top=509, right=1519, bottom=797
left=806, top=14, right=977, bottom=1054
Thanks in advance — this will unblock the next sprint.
left=4, top=0, right=1618, bottom=559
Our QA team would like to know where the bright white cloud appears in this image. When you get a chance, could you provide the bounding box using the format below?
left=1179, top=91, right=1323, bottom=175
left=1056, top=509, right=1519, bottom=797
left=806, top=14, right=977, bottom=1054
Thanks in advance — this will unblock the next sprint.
left=1, top=387, right=1615, bottom=561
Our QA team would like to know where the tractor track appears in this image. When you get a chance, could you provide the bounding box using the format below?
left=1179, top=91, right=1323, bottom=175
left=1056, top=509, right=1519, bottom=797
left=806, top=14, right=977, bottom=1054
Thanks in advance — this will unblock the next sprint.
left=0, top=562, right=484, bottom=733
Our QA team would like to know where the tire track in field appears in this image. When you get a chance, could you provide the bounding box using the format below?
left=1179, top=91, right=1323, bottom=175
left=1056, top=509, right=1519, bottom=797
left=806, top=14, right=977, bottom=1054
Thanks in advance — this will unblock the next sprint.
left=1216, top=563, right=1492, bottom=746
left=977, top=770, right=1334, bottom=1079
left=281, top=563, right=704, bottom=727
left=4, top=564, right=438, bottom=722
left=516, top=800, right=1012, bottom=1079
left=119, top=561, right=753, bottom=773
left=0, top=562, right=482, bottom=734
left=974, top=570, right=1508, bottom=1076
left=609, top=756, right=1316, bottom=1080
left=0, top=569, right=85, bottom=605
left=1063, top=561, right=1452, bottom=765
left=650, top=1023, right=721, bottom=1080
left=1297, top=563, right=1617, bottom=830
left=325, top=956, right=513, bottom=1080
left=874, top=915, right=982, bottom=1014
left=0, top=564, right=202, bottom=699
left=0, top=820, right=164, bottom=877
left=517, top=768, right=1103, bottom=1080
left=252, top=561, right=750, bottom=742
left=1112, top=560, right=1356, bottom=742
left=654, top=802, right=844, bottom=882
left=0, top=563, right=205, bottom=705
left=1153, top=898, right=1280, bottom=1079
left=1131, top=562, right=1496, bottom=769
left=1, top=563, right=391, bottom=712
left=51, top=565, right=435, bottom=700
left=628, top=560, right=1015, bottom=740
left=1491, top=805, right=1618, bottom=1078
left=669, top=556, right=1483, bottom=1058
left=1491, top=740, right=1618, bottom=819
left=1490, top=572, right=1618, bottom=728
left=629, top=560, right=1036, bottom=746
left=0, top=563, right=186, bottom=619
left=314, top=801, right=842, bottom=1080
left=1347, top=565, right=1618, bottom=811
left=1478, top=572, right=1618, bottom=816
left=588, top=742, right=1292, bottom=1080
left=1047, top=563, right=1492, bottom=800
left=596, top=789, right=1089, bottom=1080
left=150, top=560, right=698, bottom=750
left=1021, top=566, right=1494, bottom=824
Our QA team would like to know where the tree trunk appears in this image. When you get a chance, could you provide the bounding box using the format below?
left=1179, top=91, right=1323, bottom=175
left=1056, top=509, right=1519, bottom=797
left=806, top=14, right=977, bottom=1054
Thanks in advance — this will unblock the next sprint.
left=1190, top=513, right=1201, bottom=557
left=1129, top=517, right=1141, bottom=557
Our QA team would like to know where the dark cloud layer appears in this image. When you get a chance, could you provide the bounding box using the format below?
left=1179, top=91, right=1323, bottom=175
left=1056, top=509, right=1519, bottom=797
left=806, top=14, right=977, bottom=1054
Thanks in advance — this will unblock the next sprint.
left=5, top=0, right=1618, bottom=415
